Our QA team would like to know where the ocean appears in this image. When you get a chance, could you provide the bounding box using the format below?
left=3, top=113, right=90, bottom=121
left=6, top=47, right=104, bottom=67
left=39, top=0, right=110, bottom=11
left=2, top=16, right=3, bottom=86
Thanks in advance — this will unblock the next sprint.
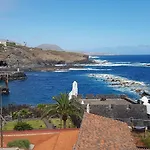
left=2, top=55, right=150, bottom=105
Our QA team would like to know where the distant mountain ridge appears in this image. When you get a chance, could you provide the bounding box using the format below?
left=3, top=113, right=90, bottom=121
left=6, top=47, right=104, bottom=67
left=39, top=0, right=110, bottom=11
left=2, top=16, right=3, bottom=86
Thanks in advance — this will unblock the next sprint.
left=37, top=44, right=63, bottom=51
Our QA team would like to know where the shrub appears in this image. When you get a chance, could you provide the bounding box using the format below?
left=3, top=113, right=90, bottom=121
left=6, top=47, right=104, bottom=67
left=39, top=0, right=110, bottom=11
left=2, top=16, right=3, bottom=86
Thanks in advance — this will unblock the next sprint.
left=6, top=42, right=16, bottom=47
left=142, top=136, right=150, bottom=148
left=0, top=44, right=4, bottom=48
left=14, top=122, right=33, bottom=131
left=7, top=139, right=30, bottom=149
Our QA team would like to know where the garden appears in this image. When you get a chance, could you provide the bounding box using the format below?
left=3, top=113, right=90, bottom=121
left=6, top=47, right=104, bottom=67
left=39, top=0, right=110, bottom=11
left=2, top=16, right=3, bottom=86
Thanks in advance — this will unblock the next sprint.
left=2, top=93, right=83, bottom=131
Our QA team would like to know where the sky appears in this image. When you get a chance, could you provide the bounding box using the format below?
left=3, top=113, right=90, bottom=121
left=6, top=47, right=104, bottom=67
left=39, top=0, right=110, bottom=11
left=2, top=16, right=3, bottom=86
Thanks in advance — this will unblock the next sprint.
left=0, top=0, right=150, bottom=54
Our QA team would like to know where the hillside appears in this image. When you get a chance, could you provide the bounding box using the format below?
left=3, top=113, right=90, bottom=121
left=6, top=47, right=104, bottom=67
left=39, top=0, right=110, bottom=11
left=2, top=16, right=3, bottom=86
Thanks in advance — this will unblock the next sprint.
left=37, top=44, right=63, bottom=51
left=0, top=45, right=89, bottom=69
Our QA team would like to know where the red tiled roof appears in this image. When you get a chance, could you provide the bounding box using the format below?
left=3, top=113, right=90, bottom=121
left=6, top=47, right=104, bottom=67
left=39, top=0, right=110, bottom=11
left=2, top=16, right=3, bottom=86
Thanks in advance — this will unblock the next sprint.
left=75, top=113, right=138, bottom=150
left=3, top=129, right=79, bottom=150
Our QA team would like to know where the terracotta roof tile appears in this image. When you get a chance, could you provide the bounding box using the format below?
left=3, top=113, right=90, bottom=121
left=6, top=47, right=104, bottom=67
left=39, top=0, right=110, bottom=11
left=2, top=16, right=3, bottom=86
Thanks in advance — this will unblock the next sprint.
left=4, top=129, right=79, bottom=150
left=75, top=113, right=137, bottom=150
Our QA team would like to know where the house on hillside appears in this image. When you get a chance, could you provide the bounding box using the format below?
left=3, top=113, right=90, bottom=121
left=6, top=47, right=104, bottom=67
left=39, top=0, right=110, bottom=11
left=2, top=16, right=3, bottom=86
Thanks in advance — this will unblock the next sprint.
left=0, top=40, right=7, bottom=46
left=0, top=39, right=22, bottom=47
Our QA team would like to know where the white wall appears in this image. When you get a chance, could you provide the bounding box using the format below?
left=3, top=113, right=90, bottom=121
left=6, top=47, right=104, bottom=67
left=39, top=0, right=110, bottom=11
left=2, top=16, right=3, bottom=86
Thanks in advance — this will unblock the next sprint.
left=0, top=41, right=7, bottom=46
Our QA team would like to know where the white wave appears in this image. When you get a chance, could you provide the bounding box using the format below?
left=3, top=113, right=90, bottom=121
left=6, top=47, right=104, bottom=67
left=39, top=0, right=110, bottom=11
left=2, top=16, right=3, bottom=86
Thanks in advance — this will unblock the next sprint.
left=99, top=69, right=112, bottom=71
left=89, top=58, right=150, bottom=67
left=88, top=73, right=149, bottom=95
left=138, top=63, right=150, bottom=67
left=74, top=62, right=150, bottom=67
left=93, top=59, right=109, bottom=64
left=69, top=68, right=101, bottom=71
left=54, top=69, right=68, bottom=72
left=55, top=64, right=67, bottom=67
left=115, top=62, right=131, bottom=64
left=89, top=56, right=99, bottom=59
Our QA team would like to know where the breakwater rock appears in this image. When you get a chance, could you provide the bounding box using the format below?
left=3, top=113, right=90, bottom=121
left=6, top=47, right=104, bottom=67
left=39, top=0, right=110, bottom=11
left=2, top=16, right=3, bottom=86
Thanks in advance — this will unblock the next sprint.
left=88, top=74, right=150, bottom=96
left=0, top=71, right=27, bottom=80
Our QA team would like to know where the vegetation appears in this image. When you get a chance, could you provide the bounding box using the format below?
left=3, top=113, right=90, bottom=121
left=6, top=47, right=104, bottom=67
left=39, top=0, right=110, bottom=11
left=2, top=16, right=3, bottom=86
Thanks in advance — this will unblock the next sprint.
left=3, top=119, right=46, bottom=130
left=12, top=108, right=32, bottom=119
left=14, top=122, right=33, bottom=131
left=0, top=44, right=4, bottom=48
left=7, top=139, right=30, bottom=149
left=142, top=133, right=150, bottom=148
left=0, top=44, right=4, bottom=51
left=43, top=93, right=83, bottom=128
left=37, top=104, right=47, bottom=116
left=6, top=41, right=16, bottom=47
left=50, top=118, right=76, bottom=128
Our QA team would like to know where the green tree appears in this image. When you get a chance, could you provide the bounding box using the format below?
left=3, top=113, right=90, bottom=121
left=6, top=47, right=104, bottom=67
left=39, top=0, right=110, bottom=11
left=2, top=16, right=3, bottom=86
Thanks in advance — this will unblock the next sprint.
left=42, top=93, right=83, bottom=128
left=12, top=109, right=32, bottom=119
left=37, top=104, right=47, bottom=116
left=19, top=108, right=32, bottom=118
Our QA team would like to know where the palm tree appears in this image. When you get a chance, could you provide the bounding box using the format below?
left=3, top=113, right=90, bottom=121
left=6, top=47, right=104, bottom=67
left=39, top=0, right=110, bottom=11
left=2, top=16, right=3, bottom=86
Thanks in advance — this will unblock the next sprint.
left=42, top=93, right=83, bottom=128
left=37, top=104, right=47, bottom=116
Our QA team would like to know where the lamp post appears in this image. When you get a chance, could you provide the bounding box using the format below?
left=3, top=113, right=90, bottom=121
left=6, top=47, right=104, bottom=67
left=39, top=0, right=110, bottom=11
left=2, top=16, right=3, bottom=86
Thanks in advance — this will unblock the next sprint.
left=0, top=87, right=3, bottom=147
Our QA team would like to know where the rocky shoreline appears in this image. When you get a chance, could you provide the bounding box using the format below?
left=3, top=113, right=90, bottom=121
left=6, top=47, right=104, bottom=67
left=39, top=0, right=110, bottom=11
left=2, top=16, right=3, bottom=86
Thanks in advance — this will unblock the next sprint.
left=89, top=73, right=150, bottom=97
left=0, top=71, right=27, bottom=80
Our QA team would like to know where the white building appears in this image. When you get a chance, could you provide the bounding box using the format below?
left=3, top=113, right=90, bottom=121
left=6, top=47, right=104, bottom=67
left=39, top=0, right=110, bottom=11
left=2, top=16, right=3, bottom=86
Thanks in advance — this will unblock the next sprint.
left=140, top=96, right=150, bottom=115
left=0, top=39, right=22, bottom=46
left=0, top=40, right=7, bottom=46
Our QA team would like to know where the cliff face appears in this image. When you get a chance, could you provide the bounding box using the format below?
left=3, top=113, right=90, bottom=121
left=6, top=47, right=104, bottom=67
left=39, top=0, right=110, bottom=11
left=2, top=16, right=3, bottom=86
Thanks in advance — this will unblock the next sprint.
left=0, top=45, right=89, bottom=68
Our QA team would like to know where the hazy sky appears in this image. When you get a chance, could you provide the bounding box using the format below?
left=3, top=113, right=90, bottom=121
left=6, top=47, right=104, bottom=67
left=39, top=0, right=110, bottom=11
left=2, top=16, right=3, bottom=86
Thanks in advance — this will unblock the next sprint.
left=0, top=0, right=150, bottom=54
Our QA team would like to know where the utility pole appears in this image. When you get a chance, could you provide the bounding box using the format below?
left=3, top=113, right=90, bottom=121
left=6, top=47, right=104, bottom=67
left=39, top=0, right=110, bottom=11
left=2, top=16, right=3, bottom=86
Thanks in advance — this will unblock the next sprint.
left=0, top=88, right=3, bottom=148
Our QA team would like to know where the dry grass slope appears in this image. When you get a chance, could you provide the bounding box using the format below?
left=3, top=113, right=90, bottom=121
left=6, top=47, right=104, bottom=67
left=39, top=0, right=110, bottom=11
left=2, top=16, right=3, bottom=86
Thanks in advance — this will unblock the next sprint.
left=0, top=45, right=88, bottom=68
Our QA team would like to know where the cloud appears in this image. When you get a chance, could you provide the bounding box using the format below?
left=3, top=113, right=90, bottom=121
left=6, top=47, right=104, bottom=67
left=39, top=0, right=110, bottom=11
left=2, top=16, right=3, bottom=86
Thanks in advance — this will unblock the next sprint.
left=0, top=0, right=18, bottom=13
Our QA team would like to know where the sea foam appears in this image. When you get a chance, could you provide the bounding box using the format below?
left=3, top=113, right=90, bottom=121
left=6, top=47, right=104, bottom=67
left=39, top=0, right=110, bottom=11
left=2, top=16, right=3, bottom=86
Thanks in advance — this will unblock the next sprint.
left=88, top=73, right=149, bottom=96
left=68, top=68, right=101, bottom=71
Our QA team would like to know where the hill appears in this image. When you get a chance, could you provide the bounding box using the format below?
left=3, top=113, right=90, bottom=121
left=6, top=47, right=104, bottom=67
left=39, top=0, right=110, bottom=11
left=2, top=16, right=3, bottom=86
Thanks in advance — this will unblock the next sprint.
left=0, top=45, right=89, bottom=69
left=37, top=44, right=63, bottom=51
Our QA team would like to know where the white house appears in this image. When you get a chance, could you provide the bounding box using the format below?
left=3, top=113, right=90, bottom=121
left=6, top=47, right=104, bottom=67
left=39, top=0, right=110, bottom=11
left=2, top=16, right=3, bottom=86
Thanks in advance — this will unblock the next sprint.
left=0, top=40, right=7, bottom=46
left=0, top=39, right=22, bottom=46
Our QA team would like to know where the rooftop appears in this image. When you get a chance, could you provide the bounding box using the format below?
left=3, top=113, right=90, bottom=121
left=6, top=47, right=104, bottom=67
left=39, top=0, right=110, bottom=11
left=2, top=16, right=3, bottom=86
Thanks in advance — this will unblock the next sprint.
left=80, top=98, right=132, bottom=105
left=3, top=129, right=79, bottom=150
left=78, top=94, right=137, bottom=105
left=75, top=113, right=138, bottom=150
left=89, top=104, right=148, bottom=120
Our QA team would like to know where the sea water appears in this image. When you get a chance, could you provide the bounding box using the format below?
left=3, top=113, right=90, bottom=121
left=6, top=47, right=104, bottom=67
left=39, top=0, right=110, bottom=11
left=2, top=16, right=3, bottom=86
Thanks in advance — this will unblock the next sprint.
left=2, top=55, right=150, bottom=105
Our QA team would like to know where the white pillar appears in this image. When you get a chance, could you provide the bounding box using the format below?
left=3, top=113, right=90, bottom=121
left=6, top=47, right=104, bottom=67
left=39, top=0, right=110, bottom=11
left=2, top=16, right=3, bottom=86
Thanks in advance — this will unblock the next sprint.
left=81, top=100, right=84, bottom=104
left=87, top=103, right=90, bottom=113
left=17, top=68, right=20, bottom=72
